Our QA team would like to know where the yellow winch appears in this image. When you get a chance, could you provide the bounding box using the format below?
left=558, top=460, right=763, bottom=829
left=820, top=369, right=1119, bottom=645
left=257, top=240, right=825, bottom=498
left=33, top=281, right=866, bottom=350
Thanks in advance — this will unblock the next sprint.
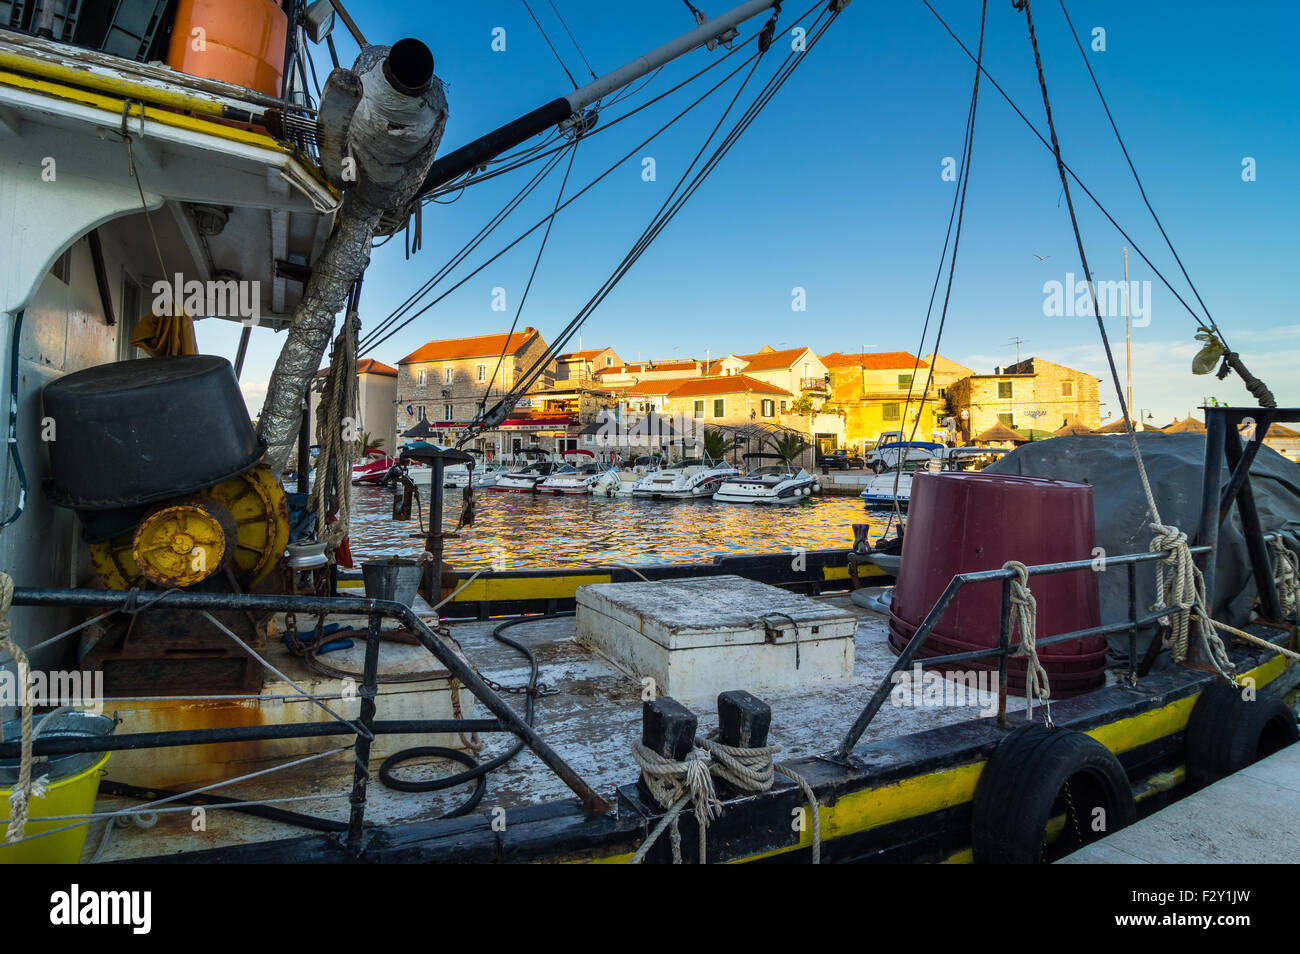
left=90, top=466, right=289, bottom=590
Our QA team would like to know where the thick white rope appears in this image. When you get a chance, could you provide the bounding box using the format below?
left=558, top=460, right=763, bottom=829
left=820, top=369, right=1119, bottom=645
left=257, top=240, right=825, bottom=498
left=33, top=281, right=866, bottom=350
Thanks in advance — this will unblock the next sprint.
left=630, top=731, right=821, bottom=864
left=630, top=740, right=720, bottom=865
left=0, top=571, right=50, bottom=843
left=1003, top=561, right=1051, bottom=723
left=311, top=309, right=361, bottom=555
left=1268, top=535, right=1299, bottom=619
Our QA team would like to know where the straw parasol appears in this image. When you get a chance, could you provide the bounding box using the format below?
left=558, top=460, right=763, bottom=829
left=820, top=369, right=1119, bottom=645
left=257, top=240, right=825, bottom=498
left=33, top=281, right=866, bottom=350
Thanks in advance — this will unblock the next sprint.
left=1054, top=421, right=1098, bottom=436
left=973, top=421, right=1027, bottom=445
left=1161, top=415, right=1206, bottom=434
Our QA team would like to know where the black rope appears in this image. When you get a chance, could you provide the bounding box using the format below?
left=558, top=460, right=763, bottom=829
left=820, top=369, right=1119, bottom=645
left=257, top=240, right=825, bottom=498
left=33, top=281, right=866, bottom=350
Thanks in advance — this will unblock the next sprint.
left=485, top=5, right=835, bottom=420
left=522, top=0, right=579, bottom=88
left=1014, top=0, right=1140, bottom=448
left=359, top=43, right=774, bottom=357
left=920, top=0, right=1260, bottom=397
left=546, top=0, right=599, bottom=80
left=472, top=141, right=582, bottom=438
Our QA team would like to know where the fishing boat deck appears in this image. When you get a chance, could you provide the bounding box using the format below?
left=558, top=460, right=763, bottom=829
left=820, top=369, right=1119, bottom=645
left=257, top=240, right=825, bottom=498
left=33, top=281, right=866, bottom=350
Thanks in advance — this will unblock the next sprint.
left=90, top=592, right=1029, bottom=862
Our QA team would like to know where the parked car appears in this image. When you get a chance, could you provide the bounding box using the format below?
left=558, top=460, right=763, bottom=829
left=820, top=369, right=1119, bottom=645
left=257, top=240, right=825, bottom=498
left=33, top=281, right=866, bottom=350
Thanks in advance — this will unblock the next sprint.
left=816, top=448, right=866, bottom=472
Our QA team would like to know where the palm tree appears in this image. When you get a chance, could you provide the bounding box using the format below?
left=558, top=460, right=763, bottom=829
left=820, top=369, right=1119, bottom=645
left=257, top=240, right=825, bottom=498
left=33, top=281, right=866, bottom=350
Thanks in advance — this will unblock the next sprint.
left=358, top=431, right=384, bottom=455
left=703, top=428, right=729, bottom=461
left=767, top=431, right=810, bottom=464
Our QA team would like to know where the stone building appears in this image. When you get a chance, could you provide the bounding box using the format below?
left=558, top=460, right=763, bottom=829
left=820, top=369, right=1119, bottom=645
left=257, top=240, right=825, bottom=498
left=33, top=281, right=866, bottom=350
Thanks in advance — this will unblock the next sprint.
left=309, top=357, right=398, bottom=456
left=947, top=356, right=1100, bottom=443
left=394, top=326, right=555, bottom=459
left=820, top=351, right=947, bottom=452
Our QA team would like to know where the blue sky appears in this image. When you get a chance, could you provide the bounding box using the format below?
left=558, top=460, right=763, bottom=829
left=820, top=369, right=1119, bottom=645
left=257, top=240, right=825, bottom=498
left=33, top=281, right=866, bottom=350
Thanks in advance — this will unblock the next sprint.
left=206, top=0, right=1299, bottom=427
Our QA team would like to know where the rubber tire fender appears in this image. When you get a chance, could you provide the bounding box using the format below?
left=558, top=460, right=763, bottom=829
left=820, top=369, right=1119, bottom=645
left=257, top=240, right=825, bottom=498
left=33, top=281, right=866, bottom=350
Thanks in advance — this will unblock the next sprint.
left=1184, top=682, right=1299, bottom=790
left=972, top=723, right=1136, bottom=864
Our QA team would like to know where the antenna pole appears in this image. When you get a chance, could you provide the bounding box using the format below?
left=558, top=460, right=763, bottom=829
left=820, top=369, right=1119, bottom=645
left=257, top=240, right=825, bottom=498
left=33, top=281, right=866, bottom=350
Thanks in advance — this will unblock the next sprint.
left=1123, top=245, right=1132, bottom=421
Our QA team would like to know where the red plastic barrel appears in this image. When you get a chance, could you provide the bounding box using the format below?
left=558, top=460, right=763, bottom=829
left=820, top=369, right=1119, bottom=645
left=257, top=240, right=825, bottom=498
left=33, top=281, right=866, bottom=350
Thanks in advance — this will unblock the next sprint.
left=888, top=471, right=1106, bottom=696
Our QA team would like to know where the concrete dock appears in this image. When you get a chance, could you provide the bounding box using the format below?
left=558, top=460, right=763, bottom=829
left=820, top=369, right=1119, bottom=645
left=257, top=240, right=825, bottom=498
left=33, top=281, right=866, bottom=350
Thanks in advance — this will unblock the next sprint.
left=1060, top=743, right=1300, bottom=863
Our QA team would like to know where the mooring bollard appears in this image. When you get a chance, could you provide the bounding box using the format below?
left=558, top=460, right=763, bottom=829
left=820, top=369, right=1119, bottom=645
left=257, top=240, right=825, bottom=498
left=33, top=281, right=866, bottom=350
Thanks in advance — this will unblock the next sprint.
left=638, top=696, right=696, bottom=811
left=714, top=689, right=771, bottom=800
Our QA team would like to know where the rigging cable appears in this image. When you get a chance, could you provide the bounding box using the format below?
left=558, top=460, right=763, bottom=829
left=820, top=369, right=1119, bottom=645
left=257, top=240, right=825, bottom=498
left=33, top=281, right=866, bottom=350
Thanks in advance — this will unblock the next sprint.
left=1014, top=0, right=1236, bottom=677
left=918, top=1, right=1250, bottom=386
left=359, top=38, right=778, bottom=357
left=1054, top=0, right=1272, bottom=406
left=522, top=0, right=579, bottom=88
left=359, top=147, right=572, bottom=352
left=471, top=140, right=583, bottom=439
left=476, top=5, right=839, bottom=428
left=887, top=0, right=987, bottom=534
left=547, top=0, right=599, bottom=81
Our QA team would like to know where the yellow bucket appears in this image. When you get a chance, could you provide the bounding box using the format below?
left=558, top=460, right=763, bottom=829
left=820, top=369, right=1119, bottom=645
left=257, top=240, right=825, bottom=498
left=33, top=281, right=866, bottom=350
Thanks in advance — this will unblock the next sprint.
left=1, top=711, right=114, bottom=864
left=0, top=751, right=109, bottom=864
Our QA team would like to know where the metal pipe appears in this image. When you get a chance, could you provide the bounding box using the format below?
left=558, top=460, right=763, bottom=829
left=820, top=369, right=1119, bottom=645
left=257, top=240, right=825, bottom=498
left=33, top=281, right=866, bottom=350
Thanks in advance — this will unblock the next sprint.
left=1224, top=423, right=1284, bottom=621
left=1196, top=409, right=1228, bottom=607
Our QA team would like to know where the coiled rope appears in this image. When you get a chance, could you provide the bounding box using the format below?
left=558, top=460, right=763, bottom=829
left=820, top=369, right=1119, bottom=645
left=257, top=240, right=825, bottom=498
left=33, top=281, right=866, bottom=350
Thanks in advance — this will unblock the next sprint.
left=630, top=731, right=821, bottom=864
left=0, top=572, right=49, bottom=842
left=1003, top=561, right=1051, bottom=723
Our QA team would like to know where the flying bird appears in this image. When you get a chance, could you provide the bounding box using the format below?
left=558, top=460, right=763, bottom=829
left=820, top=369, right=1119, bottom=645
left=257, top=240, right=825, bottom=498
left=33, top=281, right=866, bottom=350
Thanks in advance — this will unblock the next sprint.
left=1033, top=254, right=1051, bottom=261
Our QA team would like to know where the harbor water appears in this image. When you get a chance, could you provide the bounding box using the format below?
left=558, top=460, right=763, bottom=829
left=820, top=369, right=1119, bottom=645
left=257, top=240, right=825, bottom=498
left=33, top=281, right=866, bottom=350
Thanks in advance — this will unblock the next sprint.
left=345, top=485, right=896, bottom=569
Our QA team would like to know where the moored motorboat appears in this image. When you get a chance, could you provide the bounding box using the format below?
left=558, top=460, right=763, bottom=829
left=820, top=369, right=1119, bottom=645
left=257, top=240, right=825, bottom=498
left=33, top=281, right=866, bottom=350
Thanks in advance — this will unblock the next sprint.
left=713, top=453, right=819, bottom=504
left=631, top=455, right=739, bottom=500
left=536, top=450, right=611, bottom=495
left=490, top=459, right=559, bottom=492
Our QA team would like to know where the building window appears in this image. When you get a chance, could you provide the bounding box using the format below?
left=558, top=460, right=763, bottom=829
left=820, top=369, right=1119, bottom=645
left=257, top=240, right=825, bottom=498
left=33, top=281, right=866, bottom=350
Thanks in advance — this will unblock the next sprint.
left=761, top=399, right=775, bottom=418
left=999, top=413, right=1015, bottom=427
left=882, top=403, right=900, bottom=422
left=693, top=400, right=705, bottom=419
left=605, top=356, right=613, bottom=366
left=443, top=403, right=453, bottom=421
left=998, top=380, right=1013, bottom=399
left=444, top=368, right=453, bottom=384
left=416, top=406, right=427, bottom=421
left=1061, top=381, right=1073, bottom=397
left=712, top=398, right=724, bottom=418
left=417, top=370, right=426, bottom=386
left=898, top=374, right=913, bottom=390
left=779, top=400, right=788, bottom=413
left=477, top=364, right=486, bottom=382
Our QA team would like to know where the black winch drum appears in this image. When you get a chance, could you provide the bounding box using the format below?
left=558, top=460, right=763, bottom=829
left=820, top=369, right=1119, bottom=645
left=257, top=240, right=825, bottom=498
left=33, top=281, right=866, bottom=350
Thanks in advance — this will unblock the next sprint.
left=42, top=355, right=264, bottom=510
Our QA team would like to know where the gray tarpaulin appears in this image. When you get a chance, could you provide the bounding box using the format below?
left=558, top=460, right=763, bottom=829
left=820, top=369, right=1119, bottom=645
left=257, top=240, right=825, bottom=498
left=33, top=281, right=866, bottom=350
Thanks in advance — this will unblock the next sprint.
left=984, top=434, right=1300, bottom=664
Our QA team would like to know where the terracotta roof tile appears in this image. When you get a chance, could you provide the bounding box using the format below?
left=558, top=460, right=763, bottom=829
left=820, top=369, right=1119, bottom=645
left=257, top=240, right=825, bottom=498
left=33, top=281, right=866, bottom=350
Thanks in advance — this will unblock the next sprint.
left=820, top=351, right=929, bottom=370
left=398, top=328, right=538, bottom=364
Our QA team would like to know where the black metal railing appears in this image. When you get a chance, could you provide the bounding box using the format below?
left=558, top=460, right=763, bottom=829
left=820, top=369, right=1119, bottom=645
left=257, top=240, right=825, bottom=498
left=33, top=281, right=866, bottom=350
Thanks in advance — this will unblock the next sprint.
left=832, top=546, right=1214, bottom=761
left=4, top=587, right=611, bottom=852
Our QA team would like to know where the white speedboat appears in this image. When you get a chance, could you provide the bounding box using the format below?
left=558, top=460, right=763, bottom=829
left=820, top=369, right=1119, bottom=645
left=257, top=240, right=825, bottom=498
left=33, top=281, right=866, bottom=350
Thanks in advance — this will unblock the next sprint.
left=595, top=456, right=662, bottom=497
left=536, top=450, right=612, bottom=495
left=713, top=454, right=820, bottom=505
left=490, top=459, right=559, bottom=493
left=860, top=459, right=942, bottom=509
left=447, top=462, right=507, bottom=490
left=631, top=456, right=739, bottom=500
